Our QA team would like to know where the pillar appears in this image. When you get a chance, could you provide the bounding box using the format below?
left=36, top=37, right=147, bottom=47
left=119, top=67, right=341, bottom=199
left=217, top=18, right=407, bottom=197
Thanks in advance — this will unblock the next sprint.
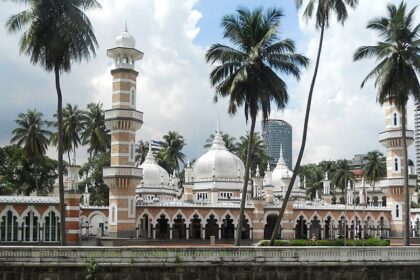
left=64, top=192, right=82, bottom=245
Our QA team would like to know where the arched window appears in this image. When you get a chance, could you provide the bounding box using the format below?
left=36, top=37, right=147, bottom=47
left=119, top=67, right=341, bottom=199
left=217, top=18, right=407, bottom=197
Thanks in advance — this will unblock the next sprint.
left=394, top=158, right=399, bottom=172
left=396, top=205, right=399, bottom=218
left=22, top=211, right=39, bottom=242
left=393, top=113, right=398, bottom=126
left=130, top=142, right=134, bottom=161
left=0, top=210, right=18, bottom=242
left=130, top=88, right=136, bottom=106
left=44, top=211, right=60, bottom=242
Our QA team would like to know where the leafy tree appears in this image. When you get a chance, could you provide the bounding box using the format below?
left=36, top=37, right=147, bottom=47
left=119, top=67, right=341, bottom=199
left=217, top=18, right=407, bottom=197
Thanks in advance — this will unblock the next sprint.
left=206, top=7, right=308, bottom=246
left=204, top=132, right=237, bottom=153
left=160, top=131, right=186, bottom=174
left=236, top=132, right=268, bottom=177
left=331, top=159, right=354, bottom=194
left=354, top=1, right=419, bottom=245
left=271, top=0, right=359, bottom=245
left=363, top=150, right=386, bottom=193
left=11, top=109, right=51, bottom=161
left=51, top=104, right=85, bottom=164
left=79, top=152, right=110, bottom=206
left=82, top=103, right=110, bottom=157
left=6, top=0, right=100, bottom=245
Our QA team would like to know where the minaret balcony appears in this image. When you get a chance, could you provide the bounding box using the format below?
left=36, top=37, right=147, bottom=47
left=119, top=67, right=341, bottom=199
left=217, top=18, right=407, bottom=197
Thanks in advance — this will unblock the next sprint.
left=105, top=108, right=143, bottom=131
left=379, top=129, right=414, bottom=147
left=379, top=178, right=416, bottom=188
left=103, top=167, right=142, bottom=189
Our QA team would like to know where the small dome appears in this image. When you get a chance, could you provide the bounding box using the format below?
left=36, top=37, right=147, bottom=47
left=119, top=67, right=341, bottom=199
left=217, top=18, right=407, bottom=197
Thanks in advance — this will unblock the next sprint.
left=271, top=146, right=292, bottom=187
left=115, top=24, right=136, bottom=48
left=193, top=131, right=245, bottom=181
left=138, top=148, right=169, bottom=187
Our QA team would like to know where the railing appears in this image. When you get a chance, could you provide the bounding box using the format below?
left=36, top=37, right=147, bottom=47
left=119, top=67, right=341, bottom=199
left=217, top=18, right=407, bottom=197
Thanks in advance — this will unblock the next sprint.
left=2, top=247, right=420, bottom=266
left=379, top=130, right=414, bottom=141
left=105, top=109, right=143, bottom=121
left=379, top=178, right=416, bottom=188
left=103, top=167, right=142, bottom=178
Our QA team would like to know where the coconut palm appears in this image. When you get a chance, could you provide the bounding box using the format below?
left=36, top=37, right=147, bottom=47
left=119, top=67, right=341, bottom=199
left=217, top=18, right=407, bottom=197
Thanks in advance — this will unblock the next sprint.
left=300, top=164, right=324, bottom=199
left=363, top=150, right=386, bottom=194
left=160, top=131, right=186, bottom=175
left=354, top=2, right=419, bottom=245
left=135, top=140, right=149, bottom=165
left=331, top=159, right=354, bottom=195
left=51, top=104, right=85, bottom=164
left=236, top=132, right=268, bottom=177
left=11, top=109, right=51, bottom=161
left=82, top=103, right=109, bottom=157
left=6, top=0, right=100, bottom=245
left=270, top=0, right=359, bottom=245
left=206, top=7, right=308, bottom=246
left=204, top=132, right=237, bottom=153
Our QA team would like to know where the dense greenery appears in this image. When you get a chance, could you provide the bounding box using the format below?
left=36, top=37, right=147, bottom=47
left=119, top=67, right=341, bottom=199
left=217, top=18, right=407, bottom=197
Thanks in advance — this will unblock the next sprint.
left=206, top=7, right=308, bottom=246
left=259, top=238, right=390, bottom=246
left=354, top=1, right=419, bottom=246
left=0, top=145, right=57, bottom=196
left=204, top=131, right=237, bottom=153
left=236, top=132, right=268, bottom=177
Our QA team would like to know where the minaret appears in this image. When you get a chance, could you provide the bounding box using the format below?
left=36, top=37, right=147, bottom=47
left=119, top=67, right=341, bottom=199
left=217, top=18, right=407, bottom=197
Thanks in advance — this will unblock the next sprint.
left=103, top=25, right=143, bottom=238
left=379, top=102, right=415, bottom=237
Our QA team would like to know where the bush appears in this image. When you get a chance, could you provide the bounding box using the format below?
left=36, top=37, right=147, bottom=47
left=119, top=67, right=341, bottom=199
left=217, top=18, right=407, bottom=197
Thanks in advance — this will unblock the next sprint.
left=258, top=238, right=389, bottom=246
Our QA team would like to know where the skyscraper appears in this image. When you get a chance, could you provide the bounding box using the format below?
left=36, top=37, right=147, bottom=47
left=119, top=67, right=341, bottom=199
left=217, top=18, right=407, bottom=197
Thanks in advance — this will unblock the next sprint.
left=262, top=119, right=292, bottom=170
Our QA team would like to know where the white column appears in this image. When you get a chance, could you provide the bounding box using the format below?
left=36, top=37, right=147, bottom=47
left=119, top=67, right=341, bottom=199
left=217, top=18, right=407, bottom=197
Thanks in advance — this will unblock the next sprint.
left=152, top=227, right=156, bottom=239
left=169, top=228, right=173, bottom=239
left=202, top=228, right=205, bottom=240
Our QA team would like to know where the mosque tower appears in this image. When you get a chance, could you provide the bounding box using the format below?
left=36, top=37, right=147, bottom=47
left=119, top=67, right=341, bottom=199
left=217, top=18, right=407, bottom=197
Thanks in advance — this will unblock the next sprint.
left=103, top=25, right=144, bottom=238
left=379, top=102, right=415, bottom=237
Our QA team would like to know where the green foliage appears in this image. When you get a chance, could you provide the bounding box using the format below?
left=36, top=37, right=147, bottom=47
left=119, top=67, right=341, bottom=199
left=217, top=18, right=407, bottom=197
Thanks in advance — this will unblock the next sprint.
left=331, top=159, right=354, bottom=194
left=82, top=103, right=110, bottom=157
left=363, top=151, right=386, bottom=191
left=299, top=164, right=324, bottom=199
left=259, top=238, right=390, bottom=246
left=85, top=258, right=98, bottom=280
left=236, top=132, right=268, bottom=177
left=160, top=131, right=186, bottom=174
left=135, top=140, right=149, bottom=164
left=0, top=145, right=57, bottom=195
left=79, top=152, right=110, bottom=206
left=204, top=131, right=237, bottom=153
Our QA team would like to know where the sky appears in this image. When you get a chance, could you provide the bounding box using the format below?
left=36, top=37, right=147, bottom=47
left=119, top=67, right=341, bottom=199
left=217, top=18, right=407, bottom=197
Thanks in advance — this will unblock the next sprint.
left=0, top=0, right=418, bottom=167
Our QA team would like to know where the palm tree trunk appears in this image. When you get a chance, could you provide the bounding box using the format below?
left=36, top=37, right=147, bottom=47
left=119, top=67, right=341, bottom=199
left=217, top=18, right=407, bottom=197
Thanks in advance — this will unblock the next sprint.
left=235, top=116, right=256, bottom=246
left=269, top=21, right=326, bottom=245
left=55, top=64, right=66, bottom=246
left=402, top=104, right=410, bottom=246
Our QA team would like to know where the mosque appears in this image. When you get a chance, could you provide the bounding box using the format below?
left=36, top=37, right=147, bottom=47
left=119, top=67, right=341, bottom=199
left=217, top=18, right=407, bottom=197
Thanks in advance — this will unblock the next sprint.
left=0, top=28, right=419, bottom=245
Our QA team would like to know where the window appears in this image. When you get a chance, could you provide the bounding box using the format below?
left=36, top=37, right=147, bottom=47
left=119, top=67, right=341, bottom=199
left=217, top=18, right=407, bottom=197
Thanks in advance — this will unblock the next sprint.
left=22, top=211, right=38, bottom=242
left=393, top=113, right=398, bottom=126
left=396, top=205, right=399, bottom=218
left=130, top=142, right=134, bottom=161
left=130, top=87, right=136, bottom=107
left=394, top=158, right=399, bottom=172
left=44, top=211, right=60, bottom=242
left=0, top=210, right=18, bottom=242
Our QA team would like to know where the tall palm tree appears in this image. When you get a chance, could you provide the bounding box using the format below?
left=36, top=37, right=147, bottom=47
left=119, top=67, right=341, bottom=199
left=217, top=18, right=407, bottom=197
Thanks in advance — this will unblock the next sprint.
left=51, top=104, right=85, bottom=164
left=82, top=103, right=109, bottom=157
left=6, top=0, right=100, bottom=245
left=270, top=0, right=359, bottom=245
left=160, top=131, right=186, bottom=175
left=354, top=1, right=419, bottom=245
left=236, top=132, right=268, bottom=177
left=11, top=109, right=51, bottom=161
left=135, top=140, right=149, bottom=165
left=204, top=132, right=237, bottom=153
left=300, top=164, right=324, bottom=199
left=206, top=7, right=308, bottom=246
left=363, top=150, right=386, bottom=194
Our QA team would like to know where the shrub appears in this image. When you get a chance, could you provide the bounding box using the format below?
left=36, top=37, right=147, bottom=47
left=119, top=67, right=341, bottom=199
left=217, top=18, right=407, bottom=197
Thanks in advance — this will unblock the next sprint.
left=259, top=238, right=389, bottom=246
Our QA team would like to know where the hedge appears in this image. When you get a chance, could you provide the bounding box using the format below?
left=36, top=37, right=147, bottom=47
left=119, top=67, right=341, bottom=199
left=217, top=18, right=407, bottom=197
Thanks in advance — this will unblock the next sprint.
left=259, top=238, right=390, bottom=246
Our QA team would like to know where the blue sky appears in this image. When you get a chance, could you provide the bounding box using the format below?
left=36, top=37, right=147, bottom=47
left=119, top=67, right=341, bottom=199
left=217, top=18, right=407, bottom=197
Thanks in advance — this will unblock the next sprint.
left=0, top=0, right=418, bottom=166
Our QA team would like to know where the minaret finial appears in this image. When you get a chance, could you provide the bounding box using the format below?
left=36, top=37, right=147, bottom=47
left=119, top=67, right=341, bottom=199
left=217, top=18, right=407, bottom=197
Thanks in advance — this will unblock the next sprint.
left=124, top=20, right=128, bottom=32
left=280, top=144, right=284, bottom=159
left=216, top=116, right=220, bottom=134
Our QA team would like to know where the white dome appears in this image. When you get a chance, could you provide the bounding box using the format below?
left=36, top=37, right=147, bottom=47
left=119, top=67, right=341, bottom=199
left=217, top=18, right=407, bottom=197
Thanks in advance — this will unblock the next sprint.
left=271, top=147, right=292, bottom=188
left=138, top=149, right=169, bottom=187
left=115, top=25, right=136, bottom=48
left=193, top=132, right=245, bottom=181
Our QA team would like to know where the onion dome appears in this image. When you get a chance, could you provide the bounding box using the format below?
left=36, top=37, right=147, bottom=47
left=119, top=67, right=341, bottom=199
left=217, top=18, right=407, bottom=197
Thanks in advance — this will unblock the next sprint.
left=115, top=23, right=136, bottom=48
left=271, top=145, right=292, bottom=188
left=138, top=143, right=169, bottom=187
left=193, top=130, right=245, bottom=182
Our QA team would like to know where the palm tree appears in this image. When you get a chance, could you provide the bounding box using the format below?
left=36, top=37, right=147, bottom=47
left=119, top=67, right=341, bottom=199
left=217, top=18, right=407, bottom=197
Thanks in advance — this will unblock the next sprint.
left=11, top=109, right=51, bottom=161
left=204, top=132, right=237, bottom=153
left=160, top=131, right=186, bottom=175
left=236, top=132, right=268, bottom=177
left=6, top=0, right=100, bottom=245
left=354, top=2, right=419, bottom=245
left=51, top=104, right=85, bottom=164
left=300, top=164, right=324, bottom=199
left=135, top=140, right=149, bottom=165
left=363, top=150, right=386, bottom=195
left=82, top=103, right=109, bottom=157
left=331, top=159, right=354, bottom=196
left=206, top=7, right=308, bottom=246
left=270, top=0, right=359, bottom=245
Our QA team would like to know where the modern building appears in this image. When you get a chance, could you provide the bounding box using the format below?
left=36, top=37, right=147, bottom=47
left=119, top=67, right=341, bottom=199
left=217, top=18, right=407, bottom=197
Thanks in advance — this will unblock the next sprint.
left=262, top=119, right=292, bottom=170
left=415, top=101, right=420, bottom=177
left=1, top=29, right=419, bottom=245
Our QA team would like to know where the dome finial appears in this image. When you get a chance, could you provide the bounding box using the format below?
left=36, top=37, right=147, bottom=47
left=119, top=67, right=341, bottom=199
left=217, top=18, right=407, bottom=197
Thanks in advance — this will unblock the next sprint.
left=124, top=20, right=128, bottom=32
left=216, top=116, right=220, bottom=134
